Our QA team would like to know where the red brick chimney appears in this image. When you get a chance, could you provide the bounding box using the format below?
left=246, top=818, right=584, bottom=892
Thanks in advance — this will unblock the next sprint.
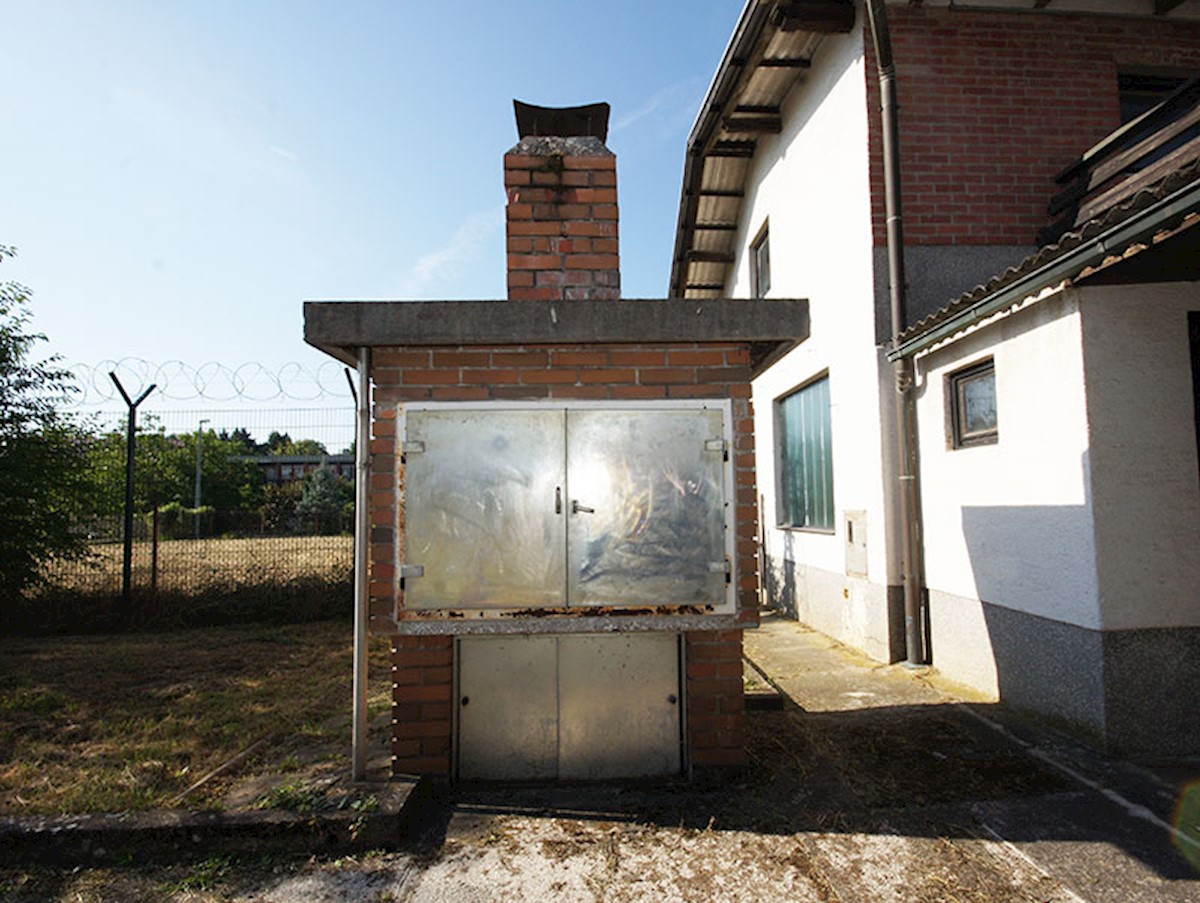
left=504, top=101, right=619, bottom=301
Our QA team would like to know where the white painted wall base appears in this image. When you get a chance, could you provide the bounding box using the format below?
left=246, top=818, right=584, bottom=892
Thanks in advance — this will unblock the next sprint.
left=926, top=590, right=999, bottom=700
left=764, top=555, right=895, bottom=664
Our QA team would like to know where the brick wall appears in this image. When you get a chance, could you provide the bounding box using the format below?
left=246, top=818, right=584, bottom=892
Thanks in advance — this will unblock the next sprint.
left=390, top=635, right=453, bottom=775
left=865, top=8, right=1200, bottom=246
left=505, top=143, right=620, bottom=300
left=686, top=629, right=748, bottom=769
left=371, top=341, right=758, bottom=775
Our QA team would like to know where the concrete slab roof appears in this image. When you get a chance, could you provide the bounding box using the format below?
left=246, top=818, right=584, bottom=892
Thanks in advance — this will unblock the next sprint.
left=304, top=297, right=810, bottom=375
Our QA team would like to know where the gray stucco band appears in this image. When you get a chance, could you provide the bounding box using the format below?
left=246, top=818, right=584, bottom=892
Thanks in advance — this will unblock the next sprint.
left=872, top=245, right=1036, bottom=344
left=1103, top=626, right=1200, bottom=759
left=956, top=601, right=1200, bottom=758
left=970, top=600, right=1107, bottom=744
left=304, top=298, right=810, bottom=373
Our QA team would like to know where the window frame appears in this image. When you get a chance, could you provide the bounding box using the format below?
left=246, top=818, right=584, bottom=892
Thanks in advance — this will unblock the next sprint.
left=774, top=372, right=835, bottom=533
left=948, top=357, right=998, bottom=449
left=750, top=221, right=770, bottom=298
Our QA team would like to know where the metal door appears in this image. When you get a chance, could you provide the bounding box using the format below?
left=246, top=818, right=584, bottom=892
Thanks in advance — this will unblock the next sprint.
left=566, top=409, right=727, bottom=607
left=456, top=633, right=682, bottom=780
left=456, top=636, right=558, bottom=780
left=558, top=633, right=682, bottom=779
left=403, top=409, right=566, bottom=609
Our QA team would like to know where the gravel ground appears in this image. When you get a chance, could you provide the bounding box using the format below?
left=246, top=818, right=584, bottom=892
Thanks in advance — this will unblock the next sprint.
left=3, top=617, right=1196, bottom=902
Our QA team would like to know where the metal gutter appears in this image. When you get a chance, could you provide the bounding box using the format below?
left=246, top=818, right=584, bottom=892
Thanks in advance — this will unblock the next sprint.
left=888, top=175, right=1200, bottom=361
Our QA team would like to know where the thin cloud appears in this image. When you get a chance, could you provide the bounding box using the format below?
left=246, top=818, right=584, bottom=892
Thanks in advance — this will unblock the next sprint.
left=397, top=205, right=504, bottom=298
left=612, top=77, right=707, bottom=137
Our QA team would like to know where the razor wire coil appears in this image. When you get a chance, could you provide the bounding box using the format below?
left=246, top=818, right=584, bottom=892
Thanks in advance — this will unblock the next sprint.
left=65, top=359, right=354, bottom=406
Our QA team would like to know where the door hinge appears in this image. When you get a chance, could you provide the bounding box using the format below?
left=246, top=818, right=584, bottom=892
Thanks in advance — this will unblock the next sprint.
left=708, top=559, right=732, bottom=583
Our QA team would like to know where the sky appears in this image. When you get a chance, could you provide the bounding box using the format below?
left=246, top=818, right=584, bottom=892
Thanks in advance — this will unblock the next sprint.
left=0, top=0, right=744, bottom=415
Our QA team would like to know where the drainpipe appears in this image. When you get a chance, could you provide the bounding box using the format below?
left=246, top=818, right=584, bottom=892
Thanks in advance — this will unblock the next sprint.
left=352, top=347, right=372, bottom=780
left=865, top=0, right=927, bottom=665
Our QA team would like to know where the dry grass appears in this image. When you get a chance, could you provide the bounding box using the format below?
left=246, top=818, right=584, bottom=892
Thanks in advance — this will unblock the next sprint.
left=41, top=535, right=353, bottom=596
left=0, top=620, right=389, bottom=815
left=9, top=536, right=354, bottom=633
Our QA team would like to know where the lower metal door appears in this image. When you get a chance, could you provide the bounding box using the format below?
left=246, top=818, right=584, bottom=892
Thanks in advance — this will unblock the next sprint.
left=456, top=636, right=558, bottom=780
left=456, top=633, right=681, bottom=780
left=557, top=633, right=681, bottom=779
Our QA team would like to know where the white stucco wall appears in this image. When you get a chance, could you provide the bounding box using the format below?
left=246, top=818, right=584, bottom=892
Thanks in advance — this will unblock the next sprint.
left=915, top=291, right=1101, bottom=631
left=1079, top=283, right=1200, bottom=631
left=734, top=29, right=896, bottom=658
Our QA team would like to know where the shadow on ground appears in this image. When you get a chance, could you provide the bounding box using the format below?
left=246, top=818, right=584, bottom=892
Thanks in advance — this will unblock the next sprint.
left=413, top=698, right=1198, bottom=885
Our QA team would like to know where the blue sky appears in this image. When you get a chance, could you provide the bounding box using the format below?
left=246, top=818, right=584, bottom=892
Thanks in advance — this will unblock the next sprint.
left=1, top=0, right=742, bottom=403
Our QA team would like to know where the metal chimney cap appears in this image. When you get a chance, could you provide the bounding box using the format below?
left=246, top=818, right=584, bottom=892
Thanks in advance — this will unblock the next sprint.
left=514, top=100, right=610, bottom=143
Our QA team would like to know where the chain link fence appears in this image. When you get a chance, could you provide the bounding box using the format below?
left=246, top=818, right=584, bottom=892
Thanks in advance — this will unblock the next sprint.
left=14, top=406, right=359, bottom=633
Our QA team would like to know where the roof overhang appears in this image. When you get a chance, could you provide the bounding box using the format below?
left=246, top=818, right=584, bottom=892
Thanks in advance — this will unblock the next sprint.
left=895, top=0, right=1200, bottom=17
left=669, top=0, right=857, bottom=299
left=305, top=297, right=810, bottom=377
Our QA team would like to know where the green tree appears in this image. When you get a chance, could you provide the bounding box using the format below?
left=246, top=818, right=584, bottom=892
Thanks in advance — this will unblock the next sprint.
left=296, top=463, right=353, bottom=534
left=220, top=426, right=260, bottom=454
left=82, top=425, right=264, bottom=518
left=264, top=431, right=328, bottom=456
left=0, top=246, right=91, bottom=604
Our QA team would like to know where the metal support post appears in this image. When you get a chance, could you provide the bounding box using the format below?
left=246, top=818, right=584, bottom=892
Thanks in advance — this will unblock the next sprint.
left=109, top=373, right=155, bottom=608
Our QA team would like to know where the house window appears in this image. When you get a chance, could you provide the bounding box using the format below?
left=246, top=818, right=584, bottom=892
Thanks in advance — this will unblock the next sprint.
left=776, top=375, right=834, bottom=531
left=949, top=358, right=998, bottom=448
left=751, top=224, right=770, bottom=298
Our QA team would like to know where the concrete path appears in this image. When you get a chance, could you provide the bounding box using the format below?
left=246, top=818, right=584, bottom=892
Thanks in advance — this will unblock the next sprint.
left=743, top=614, right=1200, bottom=903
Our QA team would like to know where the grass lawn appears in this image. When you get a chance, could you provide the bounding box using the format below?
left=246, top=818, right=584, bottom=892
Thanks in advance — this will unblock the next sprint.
left=0, top=619, right=390, bottom=816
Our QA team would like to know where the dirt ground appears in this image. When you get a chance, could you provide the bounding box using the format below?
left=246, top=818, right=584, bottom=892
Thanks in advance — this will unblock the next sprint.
left=2, top=618, right=1196, bottom=902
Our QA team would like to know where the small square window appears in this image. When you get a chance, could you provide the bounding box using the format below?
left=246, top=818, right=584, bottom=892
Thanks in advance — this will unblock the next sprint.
left=751, top=225, right=770, bottom=298
left=949, top=359, right=997, bottom=448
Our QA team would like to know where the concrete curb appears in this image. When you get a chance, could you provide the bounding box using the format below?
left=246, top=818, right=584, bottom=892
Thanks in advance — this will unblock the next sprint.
left=0, top=779, right=432, bottom=866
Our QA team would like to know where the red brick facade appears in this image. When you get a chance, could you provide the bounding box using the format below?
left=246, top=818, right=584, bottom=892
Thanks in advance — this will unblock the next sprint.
left=505, top=146, right=620, bottom=301
left=866, top=8, right=1200, bottom=246
left=373, top=342, right=759, bottom=776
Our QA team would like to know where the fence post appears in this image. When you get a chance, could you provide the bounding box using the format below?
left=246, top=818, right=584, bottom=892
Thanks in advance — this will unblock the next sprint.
left=151, top=505, right=160, bottom=598
left=109, top=373, right=155, bottom=610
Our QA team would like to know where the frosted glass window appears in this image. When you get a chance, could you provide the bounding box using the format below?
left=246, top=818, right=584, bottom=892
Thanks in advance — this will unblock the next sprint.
left=776, top=376, right=834, bottom=531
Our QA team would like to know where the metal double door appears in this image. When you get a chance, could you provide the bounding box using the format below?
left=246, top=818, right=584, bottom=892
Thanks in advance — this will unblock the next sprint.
left=402, top=405, right=729, bottom=611
left=456, top=633, right=682, bottom=780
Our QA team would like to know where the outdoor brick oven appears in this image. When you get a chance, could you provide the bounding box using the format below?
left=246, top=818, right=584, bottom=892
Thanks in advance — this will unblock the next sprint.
left=305, top=102, right=808, bottom=781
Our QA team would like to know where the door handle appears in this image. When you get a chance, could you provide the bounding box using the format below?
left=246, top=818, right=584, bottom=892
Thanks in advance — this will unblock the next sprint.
left=571, top=500, right=595, bottom=515
left=555, top=486, right=562, bottom=514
